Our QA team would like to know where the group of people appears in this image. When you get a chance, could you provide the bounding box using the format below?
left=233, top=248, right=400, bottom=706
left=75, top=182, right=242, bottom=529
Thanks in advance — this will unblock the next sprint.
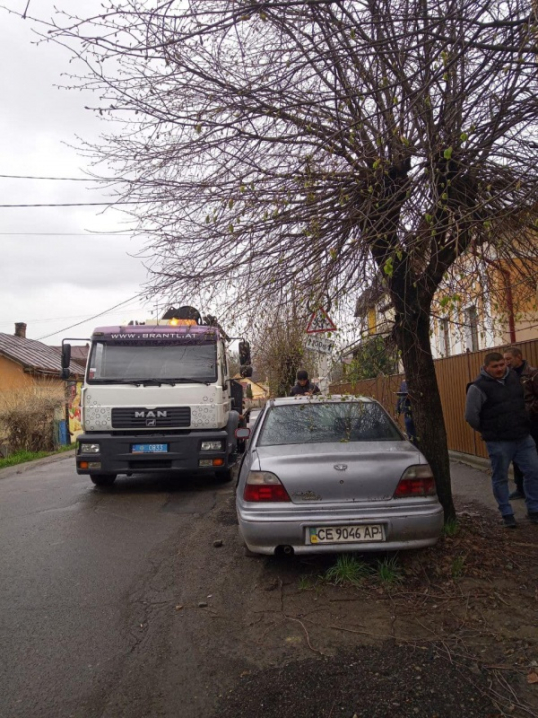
left=465, top=347, right=538, bottom=527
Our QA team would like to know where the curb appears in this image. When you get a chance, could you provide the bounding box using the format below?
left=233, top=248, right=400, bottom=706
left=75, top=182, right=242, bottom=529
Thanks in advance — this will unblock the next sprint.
left=449, top=449, right=515, bottom=479
left=449, top=450, right=490, bottom=473
left=0, top=450, right=75, bottom=480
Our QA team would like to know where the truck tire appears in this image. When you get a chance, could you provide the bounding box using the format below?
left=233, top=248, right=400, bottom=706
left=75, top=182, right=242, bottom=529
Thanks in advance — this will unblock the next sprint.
left=90, top=473, right=117, bottom=487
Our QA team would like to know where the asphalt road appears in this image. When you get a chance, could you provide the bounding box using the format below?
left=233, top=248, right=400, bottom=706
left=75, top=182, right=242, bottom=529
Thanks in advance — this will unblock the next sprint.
left=0, top=455, right=257, bottom=718
left=0, top=451, right=514, bottom=718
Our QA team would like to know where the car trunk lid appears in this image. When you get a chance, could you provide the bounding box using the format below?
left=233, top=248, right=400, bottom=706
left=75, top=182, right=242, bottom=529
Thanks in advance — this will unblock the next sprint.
left=255, top=442, right=423, bottom=503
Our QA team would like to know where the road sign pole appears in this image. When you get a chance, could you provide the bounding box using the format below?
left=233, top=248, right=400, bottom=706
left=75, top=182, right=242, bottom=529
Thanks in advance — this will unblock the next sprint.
left=318, top=352, right=331, bottom=394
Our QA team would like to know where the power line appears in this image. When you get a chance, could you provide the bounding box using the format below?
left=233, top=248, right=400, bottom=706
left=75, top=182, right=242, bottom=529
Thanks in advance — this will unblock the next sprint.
left=37, top=293, right=147, bottom=341
left=0, top=232, right=135, bottom=236
left=0, top=201, right=146, bottom=208
left=0, top=174, right=101, bottom=181
left=0, top=303, right=147, bottom=327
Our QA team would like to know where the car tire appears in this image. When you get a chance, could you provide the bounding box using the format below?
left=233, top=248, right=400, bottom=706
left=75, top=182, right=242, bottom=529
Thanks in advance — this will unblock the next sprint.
left=215, top=468, right=233, bottom=483
left=90, top=473, right=117, bottom=487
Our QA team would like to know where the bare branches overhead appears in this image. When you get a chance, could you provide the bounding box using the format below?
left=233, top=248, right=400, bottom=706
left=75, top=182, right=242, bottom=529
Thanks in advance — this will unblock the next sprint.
left=42, top=0, right=538, bottom=315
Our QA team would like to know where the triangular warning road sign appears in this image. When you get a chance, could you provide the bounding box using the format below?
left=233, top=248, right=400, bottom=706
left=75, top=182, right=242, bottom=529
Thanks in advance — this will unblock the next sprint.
left=306, top=307, right=337, bottom=334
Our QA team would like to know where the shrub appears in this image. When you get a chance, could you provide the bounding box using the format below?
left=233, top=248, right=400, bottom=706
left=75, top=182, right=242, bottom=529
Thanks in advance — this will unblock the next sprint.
left=0, top=386, right=64, bottom=453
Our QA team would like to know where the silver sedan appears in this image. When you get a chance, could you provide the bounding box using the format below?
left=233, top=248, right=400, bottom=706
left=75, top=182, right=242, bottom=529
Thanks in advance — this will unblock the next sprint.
left=236, top=396, right=444, bottom=556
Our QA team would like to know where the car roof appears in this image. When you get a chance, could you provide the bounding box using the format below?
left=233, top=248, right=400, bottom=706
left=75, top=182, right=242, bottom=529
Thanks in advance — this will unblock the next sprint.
left=267, top=395, right=375, bottom=407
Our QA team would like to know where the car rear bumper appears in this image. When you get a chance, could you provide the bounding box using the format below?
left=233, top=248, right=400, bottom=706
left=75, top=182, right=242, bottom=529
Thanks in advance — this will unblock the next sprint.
left=237, top=504, right=444, bottom=555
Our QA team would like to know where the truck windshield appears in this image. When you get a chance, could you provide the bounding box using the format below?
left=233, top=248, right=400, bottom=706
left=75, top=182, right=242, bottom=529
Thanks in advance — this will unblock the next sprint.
left=87, top=342, right=217, bottom=384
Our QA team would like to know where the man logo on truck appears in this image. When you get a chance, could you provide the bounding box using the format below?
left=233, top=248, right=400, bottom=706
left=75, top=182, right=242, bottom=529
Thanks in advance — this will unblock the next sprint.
left=134, top=410, right=168, bottom=418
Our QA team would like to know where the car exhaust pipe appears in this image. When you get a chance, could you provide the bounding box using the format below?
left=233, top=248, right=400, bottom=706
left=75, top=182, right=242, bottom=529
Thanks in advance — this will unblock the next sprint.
left=275, top=545, right=295, bottom=557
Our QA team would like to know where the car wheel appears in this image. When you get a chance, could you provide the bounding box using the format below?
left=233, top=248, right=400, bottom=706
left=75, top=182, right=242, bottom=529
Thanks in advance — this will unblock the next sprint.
left=215, top=468, right=233, bottom=483
left=90, top=473, right=117, bottom=487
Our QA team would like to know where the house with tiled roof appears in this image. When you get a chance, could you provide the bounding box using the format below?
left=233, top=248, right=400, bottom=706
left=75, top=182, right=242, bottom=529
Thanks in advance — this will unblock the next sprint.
left=0, top=323, right=84, bottom=394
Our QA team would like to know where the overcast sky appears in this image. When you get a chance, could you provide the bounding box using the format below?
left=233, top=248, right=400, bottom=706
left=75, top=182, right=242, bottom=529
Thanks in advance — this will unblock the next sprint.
left=0, top=1, right=152, bottom=344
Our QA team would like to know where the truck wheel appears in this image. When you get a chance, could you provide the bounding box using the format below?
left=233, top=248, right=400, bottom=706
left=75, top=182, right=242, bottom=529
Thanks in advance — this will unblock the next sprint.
left=90, top=474, right=117, bottom=487
left=215, top=468, right=233, bottom=483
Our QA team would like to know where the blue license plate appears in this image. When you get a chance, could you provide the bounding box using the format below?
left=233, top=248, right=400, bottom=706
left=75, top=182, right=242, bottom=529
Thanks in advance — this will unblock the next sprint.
left=131, top=443, right=168, bottom=454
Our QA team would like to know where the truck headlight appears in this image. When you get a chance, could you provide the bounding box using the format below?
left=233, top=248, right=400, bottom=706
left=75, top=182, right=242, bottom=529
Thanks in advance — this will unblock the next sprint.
left=80, top=443, right=100, bottom=454
left=201, top=441, right=223, bottom=451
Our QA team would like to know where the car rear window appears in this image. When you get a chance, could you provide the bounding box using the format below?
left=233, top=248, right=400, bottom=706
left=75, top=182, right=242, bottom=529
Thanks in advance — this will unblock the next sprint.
left=258, top=402, right=402, bottom=446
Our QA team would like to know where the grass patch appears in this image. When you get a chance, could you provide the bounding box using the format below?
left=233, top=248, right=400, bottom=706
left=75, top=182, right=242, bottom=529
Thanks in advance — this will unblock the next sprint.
left=442, top=518, right=460, bottom=538
left=0, top=444, right=76, bottom=470
left=298, top=576, right=314, bottom=591
left=451, top=555, right=466, bottom=579
left=376, top=555, right=403, bottom=586
left=325, top=555, right=372, bottom=587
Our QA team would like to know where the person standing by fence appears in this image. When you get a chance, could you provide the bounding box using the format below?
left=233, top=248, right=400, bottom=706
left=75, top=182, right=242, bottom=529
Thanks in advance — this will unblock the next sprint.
left=465, top=352, right=538, bottom=528
left=396, top=379, right=417, bottom=445
left=503, top=347, right=538, bottom=500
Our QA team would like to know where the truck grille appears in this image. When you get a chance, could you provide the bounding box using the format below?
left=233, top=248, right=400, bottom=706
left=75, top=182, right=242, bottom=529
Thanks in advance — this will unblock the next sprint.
left=111, top=407, right=191, bottom=429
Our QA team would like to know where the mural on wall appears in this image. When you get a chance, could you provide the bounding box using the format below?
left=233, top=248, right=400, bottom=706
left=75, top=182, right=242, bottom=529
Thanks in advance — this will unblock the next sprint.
left=67, top=382, right=83, bottom=439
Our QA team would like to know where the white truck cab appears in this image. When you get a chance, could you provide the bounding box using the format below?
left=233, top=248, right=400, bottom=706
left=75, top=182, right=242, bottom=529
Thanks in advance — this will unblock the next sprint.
left=66, top=322, right=243, bottom=487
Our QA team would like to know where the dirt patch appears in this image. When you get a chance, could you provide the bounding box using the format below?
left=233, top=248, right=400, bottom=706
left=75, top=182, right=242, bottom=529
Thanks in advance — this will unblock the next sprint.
left=211, top=498, right=538, bottom=717
left=216, top=504, right=239, bottom=526
left=217, top=643, right=500, bottom=717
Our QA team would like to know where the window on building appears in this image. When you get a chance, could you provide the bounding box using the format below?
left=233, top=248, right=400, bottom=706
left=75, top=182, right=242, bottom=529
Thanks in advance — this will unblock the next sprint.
left=439, top=318, right=451, bottom=357
left=465, top=305, right=479, bottom=352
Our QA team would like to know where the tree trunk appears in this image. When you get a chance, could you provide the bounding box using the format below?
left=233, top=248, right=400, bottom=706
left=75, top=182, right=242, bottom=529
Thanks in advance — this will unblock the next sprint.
left=393, top=309, right=456, bottom=523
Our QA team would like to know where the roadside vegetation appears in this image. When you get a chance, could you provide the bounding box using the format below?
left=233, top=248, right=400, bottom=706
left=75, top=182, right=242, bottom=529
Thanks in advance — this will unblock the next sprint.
left=0, top=444, right=76, bottom=471
left=0, top=385, right=65, bottom=454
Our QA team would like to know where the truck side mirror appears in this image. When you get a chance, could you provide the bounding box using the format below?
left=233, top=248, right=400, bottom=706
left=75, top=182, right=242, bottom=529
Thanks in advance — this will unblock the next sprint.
left=239, top=340, right=251, bottom=366
left=61, top=343, right=72, bottom=370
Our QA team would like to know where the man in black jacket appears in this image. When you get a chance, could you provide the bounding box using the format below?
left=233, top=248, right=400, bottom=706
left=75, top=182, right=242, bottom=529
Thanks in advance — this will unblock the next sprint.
left=465, top=352, right=538, bottom=528
left=290, top=370, right=321, bottom=396
left=504, top=347, right=538, bottom=499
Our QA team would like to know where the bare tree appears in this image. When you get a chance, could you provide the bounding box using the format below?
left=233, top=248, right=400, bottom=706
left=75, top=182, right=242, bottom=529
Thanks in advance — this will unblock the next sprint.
left=253, top=306, right=316, bottom=397
left=36, top=0, right=538, bottom=519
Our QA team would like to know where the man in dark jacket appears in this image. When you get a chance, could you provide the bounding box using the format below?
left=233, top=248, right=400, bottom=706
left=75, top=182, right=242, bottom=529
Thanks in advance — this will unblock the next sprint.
left=396, top=379, right=417, bottom=445
left=290, top=370, right=321, bottom=396
left=465, top=352, right=538, bottom=528
left=504, top=347, right=538, bottom=499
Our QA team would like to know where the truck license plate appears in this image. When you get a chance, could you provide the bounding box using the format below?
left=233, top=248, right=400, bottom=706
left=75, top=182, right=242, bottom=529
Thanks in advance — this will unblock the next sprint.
left=309, top=525, right=385, bottom=544
left=131, top=443, right=168, bottom=454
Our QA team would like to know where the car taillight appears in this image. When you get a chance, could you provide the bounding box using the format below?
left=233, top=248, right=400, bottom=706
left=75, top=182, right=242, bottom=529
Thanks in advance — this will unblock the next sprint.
left=394, top=465, right=436, bottom=498
left=243, top=471, right=291, bottom=502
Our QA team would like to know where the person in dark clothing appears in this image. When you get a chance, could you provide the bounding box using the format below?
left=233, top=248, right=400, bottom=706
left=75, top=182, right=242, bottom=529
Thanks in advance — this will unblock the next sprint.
left=396, top=379, right=417, bottom=445
left=290, top=370, right=321, bottom=396
left=465, top=351, right=538, bottom=528
left=504, top=347, right=538, bottom=500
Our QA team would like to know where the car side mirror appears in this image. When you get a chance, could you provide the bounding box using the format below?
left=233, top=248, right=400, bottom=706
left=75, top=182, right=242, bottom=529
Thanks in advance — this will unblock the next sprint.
left=235, top=428, right=251, bottom=440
